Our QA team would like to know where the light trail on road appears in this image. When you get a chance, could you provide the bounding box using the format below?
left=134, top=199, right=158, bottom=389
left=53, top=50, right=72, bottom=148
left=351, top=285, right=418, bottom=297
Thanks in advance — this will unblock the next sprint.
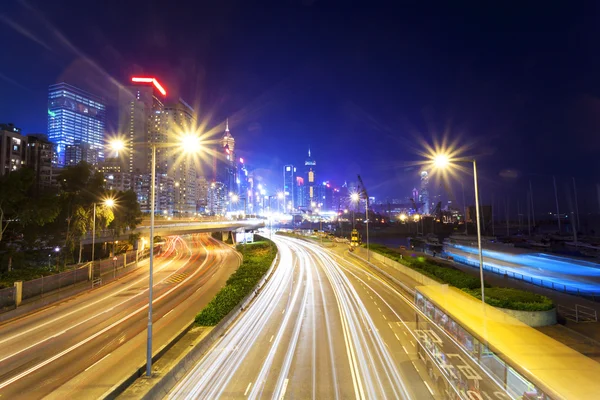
left=0, top=234, right=241, bottom=399
left=168, top=236, right=424, bottom=399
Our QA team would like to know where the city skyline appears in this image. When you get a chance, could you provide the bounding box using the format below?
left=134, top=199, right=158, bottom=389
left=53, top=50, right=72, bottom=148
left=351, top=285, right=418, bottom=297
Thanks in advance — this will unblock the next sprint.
left=1, top=1, right=599, bottom=214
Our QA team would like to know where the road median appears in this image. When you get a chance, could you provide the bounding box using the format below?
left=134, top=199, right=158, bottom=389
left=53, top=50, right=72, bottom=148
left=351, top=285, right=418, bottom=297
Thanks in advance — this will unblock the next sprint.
left=115, top=235, right=279, bottom=400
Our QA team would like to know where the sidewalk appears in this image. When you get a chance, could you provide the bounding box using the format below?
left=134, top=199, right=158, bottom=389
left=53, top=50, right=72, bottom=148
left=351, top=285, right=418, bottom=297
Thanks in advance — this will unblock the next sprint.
left=346, top=246, right=600, bottom=365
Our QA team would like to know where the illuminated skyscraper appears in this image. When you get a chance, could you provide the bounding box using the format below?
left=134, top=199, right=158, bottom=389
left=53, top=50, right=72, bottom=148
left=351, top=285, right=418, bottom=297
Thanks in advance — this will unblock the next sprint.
left=283, top=164, right=296, bottom=210
left=48, top=83, right=105, bottom=166
left=117, top=76, right=167, bottom=178
left=118, top=76, right=168, bottom=212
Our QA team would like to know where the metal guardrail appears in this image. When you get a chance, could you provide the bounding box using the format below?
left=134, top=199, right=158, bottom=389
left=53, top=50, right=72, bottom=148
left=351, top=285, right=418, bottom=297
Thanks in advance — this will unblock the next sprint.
left=558, top=304, right=598, bottom=323
left=0, top=249, right=150, bottom=312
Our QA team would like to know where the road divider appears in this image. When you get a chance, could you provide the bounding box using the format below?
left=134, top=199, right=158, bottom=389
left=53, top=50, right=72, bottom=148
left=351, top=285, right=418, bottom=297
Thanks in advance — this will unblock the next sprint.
left=116, top=236, right=280, bottom=400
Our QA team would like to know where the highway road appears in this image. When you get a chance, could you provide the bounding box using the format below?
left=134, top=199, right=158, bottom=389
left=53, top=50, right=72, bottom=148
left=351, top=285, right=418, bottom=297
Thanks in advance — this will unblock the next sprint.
left=168, top=235, right=441, bottom=400
left=0, top=233, right=241, bottom=399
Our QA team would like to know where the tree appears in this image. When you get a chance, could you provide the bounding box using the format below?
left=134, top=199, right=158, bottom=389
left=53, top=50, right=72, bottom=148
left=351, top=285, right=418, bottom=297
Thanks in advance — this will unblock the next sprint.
left=57, top=162, right=109, bottom=263
left=108, top=190, right=143, bottom=236
left=0, top=168, right=59, bottom=243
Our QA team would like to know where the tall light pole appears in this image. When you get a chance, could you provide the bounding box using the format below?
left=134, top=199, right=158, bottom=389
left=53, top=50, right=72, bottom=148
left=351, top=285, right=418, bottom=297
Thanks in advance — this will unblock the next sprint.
left=433, top=154, right=485, bottom=305
left=110, top=133, right=201, bottom=377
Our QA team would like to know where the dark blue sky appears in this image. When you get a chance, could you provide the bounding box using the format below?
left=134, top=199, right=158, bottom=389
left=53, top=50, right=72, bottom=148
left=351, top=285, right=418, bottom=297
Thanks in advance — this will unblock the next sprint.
left=1, top=1, right=599, bottom=214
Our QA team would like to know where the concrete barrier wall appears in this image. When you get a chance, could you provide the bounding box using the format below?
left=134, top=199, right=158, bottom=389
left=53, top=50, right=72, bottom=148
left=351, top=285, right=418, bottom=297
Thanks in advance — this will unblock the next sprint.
left=498, top=307, right=557, bottom=327
left=361, top=249, right=440, bottom=286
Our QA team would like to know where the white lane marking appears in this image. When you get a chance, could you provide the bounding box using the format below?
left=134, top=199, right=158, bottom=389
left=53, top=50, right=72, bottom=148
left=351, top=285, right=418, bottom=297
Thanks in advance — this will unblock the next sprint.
left=382, top=314, right=387, bottom=320
left=278, top=378, right=289, bottom=400
left=378, top=307, right=382, bottom=312
left=164, top=309, right=174, bottom=317
left=244, top=382, right=252, bottom=396
left=282, top=308, right=285, bottom=314
left=394, top=333, right=400, bottom=341
left=0, top=245, right=187, bottom=362
left=269, top=335, right=274, bottom=343
left=412, top=361, right=419, bottom=372
left=387, top=322, right=393, bottom=329
left=84, top=353, right=110, bottom=372
left=374, top=301, right=377, bottom=306
left=424, top=381, right=435, bottom=396
left=396, top=322, right=402, bottom=327
left=0, top=240, right=211, bottom=391
left=403, top=331, right=407, bottom=336
left=402, top=346, right=408, bottom=354
left=410, top=340, right=415, bottom=347
left=51, top=329, right=68, bottom=338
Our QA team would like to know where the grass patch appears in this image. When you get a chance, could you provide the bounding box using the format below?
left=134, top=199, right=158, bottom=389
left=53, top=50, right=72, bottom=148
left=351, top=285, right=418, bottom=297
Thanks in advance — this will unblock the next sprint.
left=368, top=243, right=554, bottom=311
left=194, top=238, right=276, bottom=326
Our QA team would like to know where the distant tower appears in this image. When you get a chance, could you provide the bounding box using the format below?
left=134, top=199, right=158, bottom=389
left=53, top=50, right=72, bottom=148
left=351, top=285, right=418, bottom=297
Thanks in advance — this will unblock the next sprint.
left=305, top=148, right=317, bottom=208
left=420, top=170, right=430, bottom=215
left=217, top=118, right=237, bottom=195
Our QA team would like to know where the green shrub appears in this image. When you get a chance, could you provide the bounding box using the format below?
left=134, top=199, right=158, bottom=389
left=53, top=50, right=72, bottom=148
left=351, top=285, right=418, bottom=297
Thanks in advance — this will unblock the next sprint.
left=463, top=287, right=554, bottom=311
left=195, top=238, right=276, bottom=326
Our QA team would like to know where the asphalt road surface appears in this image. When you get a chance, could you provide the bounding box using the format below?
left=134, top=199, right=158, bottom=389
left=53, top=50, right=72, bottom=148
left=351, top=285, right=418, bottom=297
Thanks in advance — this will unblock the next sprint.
left=0, top=234, right=240, bottom=399
left=168, top=235, right=443, bottom=400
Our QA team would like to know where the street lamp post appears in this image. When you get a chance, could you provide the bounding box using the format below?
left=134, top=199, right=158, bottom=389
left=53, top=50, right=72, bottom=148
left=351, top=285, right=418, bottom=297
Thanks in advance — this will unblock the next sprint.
left=434, top=154, right=485, bottom=304
left=91, top=198, right=115, bottom=278
left=110, top=133, right=201, bottom=377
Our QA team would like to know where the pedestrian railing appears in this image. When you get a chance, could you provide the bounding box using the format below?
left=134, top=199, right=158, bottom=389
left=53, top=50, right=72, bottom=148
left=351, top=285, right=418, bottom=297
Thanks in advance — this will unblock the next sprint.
left=0, top=249, right=150, bottom=312
left=557, top=304, right=598, bottom=323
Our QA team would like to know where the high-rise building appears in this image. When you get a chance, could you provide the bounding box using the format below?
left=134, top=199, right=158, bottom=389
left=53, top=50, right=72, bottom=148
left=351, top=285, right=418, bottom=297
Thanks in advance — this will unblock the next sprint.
left=197, top=176, right=209, bottom=213
left=118, top=76, right=167, bottom=178
left=0, top=123, right=25, bottom=176
left=118, top=76, right=169, bottom=214
left=64, top=141, right=99, bottom=166
left=304, top=149, right=317, bottom=208
left=25, top=133, right=54, bottom=191
left=163, top=99, right=198, bottom=215
left=214, top=119, right=237, bottom=196
left=283, top=165, right=295, bottom=211
left=207, top=181, right=227, bottom=215
left=295, top=176, right=305, bottom=209
left=420, top=170, right=430, bottom=215
left=48, top=83, right=105, bottom=166
left=98, top=157, right=131, bottom=191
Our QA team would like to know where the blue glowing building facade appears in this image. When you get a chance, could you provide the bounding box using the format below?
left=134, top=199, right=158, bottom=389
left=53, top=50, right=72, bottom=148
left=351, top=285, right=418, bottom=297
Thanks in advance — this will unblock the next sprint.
left=48, top=83, right=105, bottom=166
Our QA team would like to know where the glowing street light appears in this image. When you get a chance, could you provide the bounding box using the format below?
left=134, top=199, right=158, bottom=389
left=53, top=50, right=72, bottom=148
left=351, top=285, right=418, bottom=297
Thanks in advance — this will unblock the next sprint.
left=433, top=153, right=450, bottom=169
left=399, top=213, right=407, bottom=222
left=430, top=151, right=485, bottom=305
left=350, top=192, right=360, bottom=202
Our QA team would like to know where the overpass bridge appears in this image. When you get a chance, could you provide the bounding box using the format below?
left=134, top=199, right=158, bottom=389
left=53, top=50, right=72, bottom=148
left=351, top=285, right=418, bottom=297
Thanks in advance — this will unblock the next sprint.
left=80, top=219, right=265, bottom=245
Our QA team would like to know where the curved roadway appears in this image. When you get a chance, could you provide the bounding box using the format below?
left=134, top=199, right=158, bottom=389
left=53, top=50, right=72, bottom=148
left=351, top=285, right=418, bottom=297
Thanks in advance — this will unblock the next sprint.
left=0, top=234, right=240, bottom=399
left=168, top=235, right=437, bottom=399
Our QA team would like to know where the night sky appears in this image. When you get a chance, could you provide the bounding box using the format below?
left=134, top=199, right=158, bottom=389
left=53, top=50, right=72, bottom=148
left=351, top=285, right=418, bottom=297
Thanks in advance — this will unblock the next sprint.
left=1, top=1, right=599, bottom=215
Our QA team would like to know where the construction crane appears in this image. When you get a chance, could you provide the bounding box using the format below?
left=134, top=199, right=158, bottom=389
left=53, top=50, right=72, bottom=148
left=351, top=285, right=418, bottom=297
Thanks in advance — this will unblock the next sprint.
left=357, top=175, right=370, bottom=261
